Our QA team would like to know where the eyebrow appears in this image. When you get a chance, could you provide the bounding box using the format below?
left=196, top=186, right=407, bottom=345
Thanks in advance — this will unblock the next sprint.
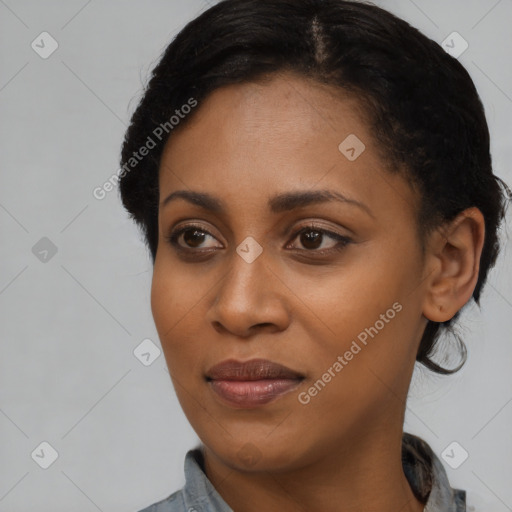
left=160, top=189, right=374, bottom=218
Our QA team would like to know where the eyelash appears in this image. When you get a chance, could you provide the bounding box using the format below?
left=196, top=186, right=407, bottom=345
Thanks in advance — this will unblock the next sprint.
left=165, top=222, right=352, bottom=257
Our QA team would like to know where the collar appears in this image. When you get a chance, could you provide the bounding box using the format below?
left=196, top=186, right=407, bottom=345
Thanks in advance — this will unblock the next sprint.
left=402, top=433, right=466, bottom=512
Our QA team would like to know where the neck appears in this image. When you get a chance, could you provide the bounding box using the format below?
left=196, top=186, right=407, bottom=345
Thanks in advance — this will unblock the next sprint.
left=201, top=425, right=425, bottom=512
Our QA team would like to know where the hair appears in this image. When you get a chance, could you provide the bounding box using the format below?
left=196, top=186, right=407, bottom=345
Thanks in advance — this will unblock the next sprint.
left=118, top=0, right=510, bottom=374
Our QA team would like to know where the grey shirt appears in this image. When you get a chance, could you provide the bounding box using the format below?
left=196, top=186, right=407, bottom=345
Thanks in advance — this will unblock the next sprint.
left=138, top=432, right=465, bottom=512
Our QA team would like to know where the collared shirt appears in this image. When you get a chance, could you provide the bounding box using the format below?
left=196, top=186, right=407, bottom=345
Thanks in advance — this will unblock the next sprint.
left=137, top=432, right=466, bottom=512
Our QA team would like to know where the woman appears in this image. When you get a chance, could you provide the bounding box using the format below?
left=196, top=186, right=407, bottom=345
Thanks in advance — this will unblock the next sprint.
left=118, top=1, right=510, bottom=511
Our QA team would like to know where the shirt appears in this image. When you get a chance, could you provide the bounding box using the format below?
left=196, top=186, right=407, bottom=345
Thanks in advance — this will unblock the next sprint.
left=137, top=432, right=466, bottom=512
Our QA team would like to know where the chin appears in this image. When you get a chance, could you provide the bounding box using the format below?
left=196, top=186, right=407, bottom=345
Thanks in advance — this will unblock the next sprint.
left=204, top=434, right=306, bottom=473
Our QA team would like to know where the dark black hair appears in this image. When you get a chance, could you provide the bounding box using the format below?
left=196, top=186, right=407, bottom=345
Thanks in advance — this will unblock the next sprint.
left=118, top=0, right=510, bottom=374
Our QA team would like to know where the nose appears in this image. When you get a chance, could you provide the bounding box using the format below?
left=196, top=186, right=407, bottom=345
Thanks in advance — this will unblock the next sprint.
left=205, top=248, right=291, bottom=338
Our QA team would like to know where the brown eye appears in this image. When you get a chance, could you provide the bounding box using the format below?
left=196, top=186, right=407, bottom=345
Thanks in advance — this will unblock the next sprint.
left=299, top=229, right=323, bottom=250
left=182, top=228, right=207, bottom=248
left=166, top=225, right=221, bottom=250
left=288, top=224, right=352, bottom=254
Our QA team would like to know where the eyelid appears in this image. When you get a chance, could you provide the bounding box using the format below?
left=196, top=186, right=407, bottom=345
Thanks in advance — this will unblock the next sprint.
left=286, top=220, right=348, bottom=238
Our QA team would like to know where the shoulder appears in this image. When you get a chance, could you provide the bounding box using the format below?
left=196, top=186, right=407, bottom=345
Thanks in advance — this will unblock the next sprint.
left=402, top=432, right=467, bottom=512
left=453, top=488, right=466, bottom=512
left=136, top=489, right=187, bottom=512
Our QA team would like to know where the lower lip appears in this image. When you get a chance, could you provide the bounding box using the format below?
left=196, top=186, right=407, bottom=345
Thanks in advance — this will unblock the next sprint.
left=208, top=379, right=303, bottom=408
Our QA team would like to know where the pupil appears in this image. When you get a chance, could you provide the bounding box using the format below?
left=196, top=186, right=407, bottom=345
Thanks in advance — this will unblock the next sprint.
left=302, top=230, right=321, bottom=249
left=184, top=229, right=205, bottom=247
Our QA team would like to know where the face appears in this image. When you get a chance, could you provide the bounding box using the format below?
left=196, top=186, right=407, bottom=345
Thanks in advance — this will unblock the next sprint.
left=151, top=72, right=430, bottom=472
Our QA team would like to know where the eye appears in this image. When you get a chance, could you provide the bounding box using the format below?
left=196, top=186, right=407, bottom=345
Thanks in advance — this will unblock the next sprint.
left=166, top=224, right=222, bottom=251
left=286, top=223, right=352, bottom=254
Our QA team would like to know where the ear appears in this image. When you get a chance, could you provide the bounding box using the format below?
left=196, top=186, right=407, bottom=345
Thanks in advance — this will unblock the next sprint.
left=422, top=207, right=485, bottom=322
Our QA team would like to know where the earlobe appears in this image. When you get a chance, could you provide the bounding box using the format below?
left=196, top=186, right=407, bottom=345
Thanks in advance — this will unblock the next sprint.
left=422, top=207, right=485, bottom=323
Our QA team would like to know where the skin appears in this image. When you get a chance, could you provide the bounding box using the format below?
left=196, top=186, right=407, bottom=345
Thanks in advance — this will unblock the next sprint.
left=151, top=71, right=485, bottom=512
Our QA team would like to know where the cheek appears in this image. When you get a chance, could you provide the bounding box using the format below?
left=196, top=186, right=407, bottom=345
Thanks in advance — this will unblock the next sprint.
left=150, top=256, right=200, bottom=331
left=150, top=262, right=208, bottom=373
left=295, top=245, right=419, bottom=371
left=150, top=269, right=175, bottom=334
left=294, top=256, right=398, bottom=334
left=150, top=265, right=189, bottom=355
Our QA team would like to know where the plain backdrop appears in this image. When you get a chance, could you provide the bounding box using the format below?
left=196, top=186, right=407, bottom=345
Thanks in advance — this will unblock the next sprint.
left=1, top=1, right=511, bottom=511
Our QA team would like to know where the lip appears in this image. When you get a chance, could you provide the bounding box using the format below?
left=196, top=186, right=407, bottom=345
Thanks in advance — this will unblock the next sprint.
left=206, top=358, right=304, bottom=408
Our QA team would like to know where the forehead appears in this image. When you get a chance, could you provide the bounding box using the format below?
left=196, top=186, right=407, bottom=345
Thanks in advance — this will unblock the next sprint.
left=158, top=72, right=415, bottom=220
left=162, top=72, right=372, bottom=163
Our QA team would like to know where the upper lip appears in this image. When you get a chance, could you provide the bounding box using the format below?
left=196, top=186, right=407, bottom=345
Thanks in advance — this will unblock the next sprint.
left=206, top=358, right=304, bottom=381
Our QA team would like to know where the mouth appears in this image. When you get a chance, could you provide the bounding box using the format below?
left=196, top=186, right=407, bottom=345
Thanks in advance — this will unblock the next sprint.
left=205, top=358, right=305, bottom=408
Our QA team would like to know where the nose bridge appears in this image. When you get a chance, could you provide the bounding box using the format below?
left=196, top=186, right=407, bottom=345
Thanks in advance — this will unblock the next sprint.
left=220, top=216, right=269, bottom=290
left=208, top=240, right=289, bottom=334
left=217, top=240, right=269, bottom=308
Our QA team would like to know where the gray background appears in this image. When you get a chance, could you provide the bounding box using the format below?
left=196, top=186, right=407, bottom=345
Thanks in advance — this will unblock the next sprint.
left=0, top=0, right=511, bottom=510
